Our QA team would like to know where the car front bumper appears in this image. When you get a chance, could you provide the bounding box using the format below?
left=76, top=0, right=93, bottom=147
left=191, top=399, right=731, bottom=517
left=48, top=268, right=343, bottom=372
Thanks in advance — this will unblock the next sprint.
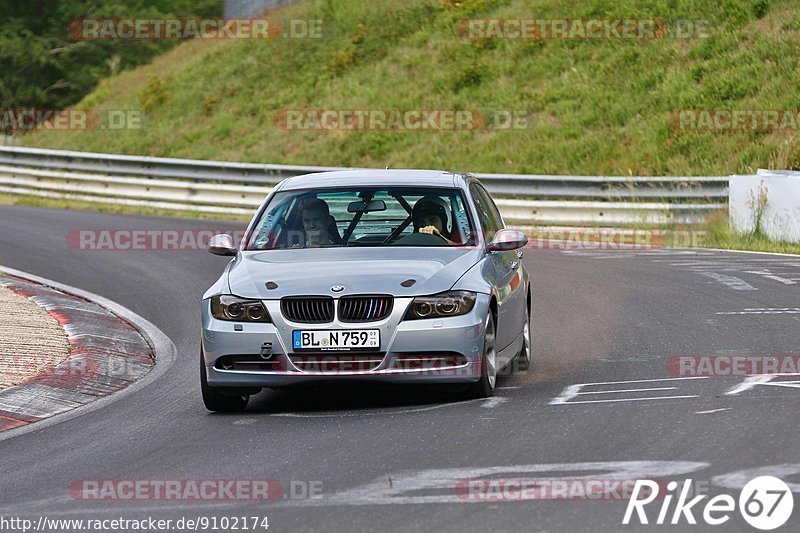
left=201, top=295, right=490, bottom=387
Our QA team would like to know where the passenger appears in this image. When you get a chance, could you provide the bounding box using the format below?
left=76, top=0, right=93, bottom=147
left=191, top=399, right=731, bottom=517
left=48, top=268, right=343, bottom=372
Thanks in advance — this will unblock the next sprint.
left=412, top=196, right=455, bottom=245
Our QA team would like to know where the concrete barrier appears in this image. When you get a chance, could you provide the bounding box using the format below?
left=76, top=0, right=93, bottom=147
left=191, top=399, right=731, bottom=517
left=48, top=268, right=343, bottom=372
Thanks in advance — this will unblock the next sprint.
left=730, top=169, right=800, bottom=242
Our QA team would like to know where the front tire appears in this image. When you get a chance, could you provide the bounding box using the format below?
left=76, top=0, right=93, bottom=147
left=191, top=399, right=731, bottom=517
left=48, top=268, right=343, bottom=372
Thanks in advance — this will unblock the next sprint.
left=515, top=303, right=532, bottom=372
left=201, top=350, right=249, bottom=412
left=467, top=312, right=497, bottom=399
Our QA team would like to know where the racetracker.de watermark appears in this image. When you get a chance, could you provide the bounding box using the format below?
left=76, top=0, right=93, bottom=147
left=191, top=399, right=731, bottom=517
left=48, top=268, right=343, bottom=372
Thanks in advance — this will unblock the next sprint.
left=457, top=19, right=709, bottom=40
left=523, top=228, right=707, bottom=252
left=69, top=18, right=323, bottom=40
left=456, top=478, right=666, bottom=501
left=67, top=228, right=708, bottom=252
left=0, top=356, right=96, bottom=384
left=0, top=354, right=146, bottom=386
left=667, top=355, right=800, bottom=377
left=68, top=479, right=322, bottom=501
left=1, top=110, right=143, bottom=133
left=289, top=353, right=478, bottom=376
left=67, top=230, right=247, bottom=251
left=273, top=109, right=532, bottom=131
left=671, top=109, right=800, bottom=131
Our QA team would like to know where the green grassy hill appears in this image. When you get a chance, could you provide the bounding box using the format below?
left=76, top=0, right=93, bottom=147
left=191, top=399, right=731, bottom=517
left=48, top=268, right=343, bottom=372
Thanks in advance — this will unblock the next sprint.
left=20, top=0, right=800, bottom=176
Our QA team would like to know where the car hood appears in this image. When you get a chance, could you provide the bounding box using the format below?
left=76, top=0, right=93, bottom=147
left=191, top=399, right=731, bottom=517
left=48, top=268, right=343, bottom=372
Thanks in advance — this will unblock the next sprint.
left=227, top=247, right=483, bottom=299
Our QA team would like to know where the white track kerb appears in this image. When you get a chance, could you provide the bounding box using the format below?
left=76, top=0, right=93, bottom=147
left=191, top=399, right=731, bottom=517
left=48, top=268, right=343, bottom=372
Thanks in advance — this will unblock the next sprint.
left=0, top=265, right=176, bottom=442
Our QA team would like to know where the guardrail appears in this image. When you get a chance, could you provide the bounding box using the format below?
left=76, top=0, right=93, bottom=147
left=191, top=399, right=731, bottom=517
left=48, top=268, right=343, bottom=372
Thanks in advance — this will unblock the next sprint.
left=0, top=146, right=727, bottom=226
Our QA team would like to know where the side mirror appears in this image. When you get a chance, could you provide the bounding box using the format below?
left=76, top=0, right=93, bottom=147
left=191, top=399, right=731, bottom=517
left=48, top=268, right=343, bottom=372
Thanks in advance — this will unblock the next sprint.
left=208, top=234, right=237, bottom=256
left=487, top=229, right=528, bottom=252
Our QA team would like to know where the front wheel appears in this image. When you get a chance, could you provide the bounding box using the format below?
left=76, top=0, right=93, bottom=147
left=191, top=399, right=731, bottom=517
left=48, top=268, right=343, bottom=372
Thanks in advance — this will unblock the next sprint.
left=201, top=350, right=249, bottom=412
left=466, top=312, right=497, bottom=399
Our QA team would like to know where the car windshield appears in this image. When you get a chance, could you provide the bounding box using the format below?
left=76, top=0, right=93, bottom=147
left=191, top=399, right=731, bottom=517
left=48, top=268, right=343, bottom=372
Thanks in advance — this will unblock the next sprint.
left=246, top=187, right=476, bottom=250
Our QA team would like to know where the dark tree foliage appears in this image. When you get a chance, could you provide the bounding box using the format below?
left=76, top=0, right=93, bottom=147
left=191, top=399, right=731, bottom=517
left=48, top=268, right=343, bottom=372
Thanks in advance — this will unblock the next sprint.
left=0, top=0, right=223, bottom=111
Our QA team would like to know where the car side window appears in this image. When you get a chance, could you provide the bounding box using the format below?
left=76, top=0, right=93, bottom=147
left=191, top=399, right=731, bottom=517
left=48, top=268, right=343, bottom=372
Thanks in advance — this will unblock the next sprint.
left=469, top=183, right=503, bottom=242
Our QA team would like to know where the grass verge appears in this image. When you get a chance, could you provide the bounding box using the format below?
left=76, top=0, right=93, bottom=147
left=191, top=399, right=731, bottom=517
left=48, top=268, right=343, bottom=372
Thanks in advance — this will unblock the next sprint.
left=698, top=211, right=800, bottom=254
left=17, top=0, right=800, bottom=176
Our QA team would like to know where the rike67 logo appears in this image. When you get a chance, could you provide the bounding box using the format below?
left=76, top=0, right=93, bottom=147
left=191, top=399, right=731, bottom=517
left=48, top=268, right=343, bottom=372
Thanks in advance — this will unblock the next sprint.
left=624, top=476, right=794, bottom=530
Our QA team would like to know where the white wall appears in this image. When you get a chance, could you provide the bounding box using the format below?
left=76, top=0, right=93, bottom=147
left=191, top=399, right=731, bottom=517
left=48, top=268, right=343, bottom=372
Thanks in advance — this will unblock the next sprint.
left=730, top=170, right=800, bottom=242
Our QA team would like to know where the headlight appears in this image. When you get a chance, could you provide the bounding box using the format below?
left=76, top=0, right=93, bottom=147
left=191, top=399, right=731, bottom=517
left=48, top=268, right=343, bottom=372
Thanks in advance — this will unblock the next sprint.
left=403, top=291, right=477, bottom=320
left=211, top=295, right=270, bottom=322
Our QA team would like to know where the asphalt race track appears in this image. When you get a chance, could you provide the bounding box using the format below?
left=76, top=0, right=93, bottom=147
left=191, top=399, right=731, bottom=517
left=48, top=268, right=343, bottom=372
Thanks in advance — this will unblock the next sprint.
left=1, top=205, right=798, bottom=532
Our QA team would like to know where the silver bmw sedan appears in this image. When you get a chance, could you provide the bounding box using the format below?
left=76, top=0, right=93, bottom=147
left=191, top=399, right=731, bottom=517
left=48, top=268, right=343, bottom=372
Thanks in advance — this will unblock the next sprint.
left=201, top=170, right=531, bottom=411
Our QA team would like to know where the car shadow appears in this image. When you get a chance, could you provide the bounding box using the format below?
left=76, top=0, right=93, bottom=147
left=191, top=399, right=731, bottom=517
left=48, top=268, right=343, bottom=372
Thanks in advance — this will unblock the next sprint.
left=244, top=377, right=515, bottom=415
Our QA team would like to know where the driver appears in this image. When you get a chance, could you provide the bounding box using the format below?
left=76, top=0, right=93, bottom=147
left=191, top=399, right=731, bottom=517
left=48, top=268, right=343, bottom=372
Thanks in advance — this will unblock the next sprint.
left=412, top=196, right=455, bottom=245
left=301, top=198, right=339, bottom=246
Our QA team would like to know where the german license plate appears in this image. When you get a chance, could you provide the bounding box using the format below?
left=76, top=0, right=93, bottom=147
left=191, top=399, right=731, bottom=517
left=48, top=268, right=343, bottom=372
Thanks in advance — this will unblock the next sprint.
left=292, top=329, right=380, bottom=351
